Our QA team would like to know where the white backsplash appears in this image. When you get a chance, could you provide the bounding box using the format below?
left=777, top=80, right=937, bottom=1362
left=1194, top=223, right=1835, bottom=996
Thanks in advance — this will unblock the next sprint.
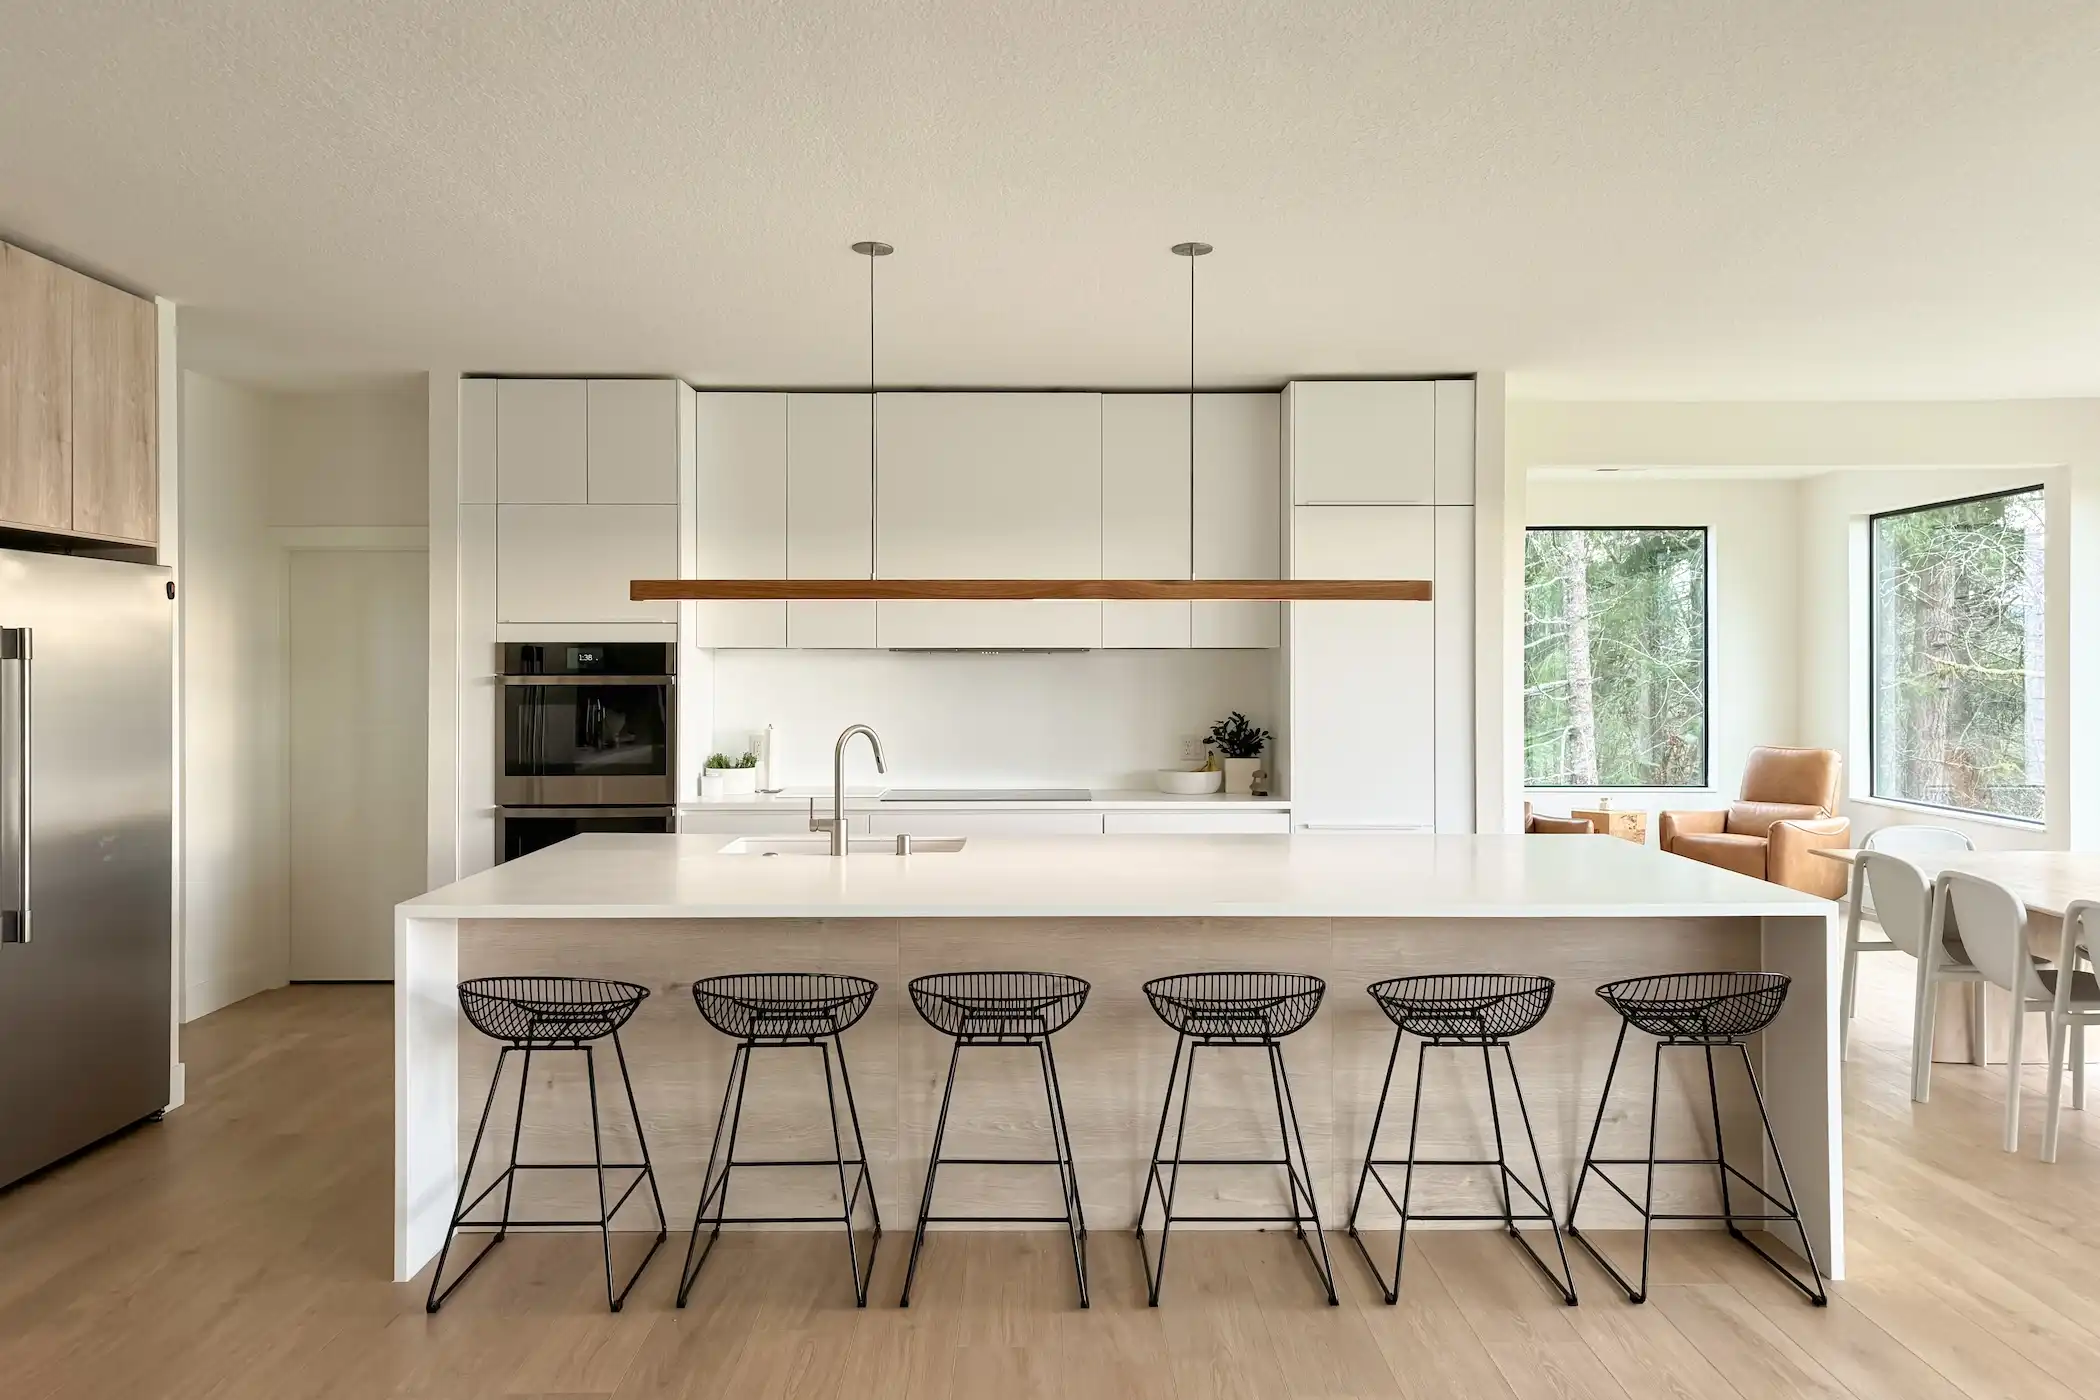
left=706, top=649, right=1283, bottom=791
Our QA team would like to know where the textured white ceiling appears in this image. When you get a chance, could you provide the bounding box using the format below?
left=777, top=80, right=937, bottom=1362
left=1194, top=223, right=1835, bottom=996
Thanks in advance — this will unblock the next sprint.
left=6, top=1, right=2100, bottom=396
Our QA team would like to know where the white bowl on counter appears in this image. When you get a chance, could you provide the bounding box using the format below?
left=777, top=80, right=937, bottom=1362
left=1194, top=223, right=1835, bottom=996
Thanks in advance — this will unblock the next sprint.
left=1155, top=769, right=1225, bottom=795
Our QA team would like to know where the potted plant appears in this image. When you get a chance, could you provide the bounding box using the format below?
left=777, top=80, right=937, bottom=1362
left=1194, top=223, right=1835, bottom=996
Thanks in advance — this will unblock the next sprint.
left=700, top=751, right=760, bottom=799
left=1206, top=712, right=1272, bottom=796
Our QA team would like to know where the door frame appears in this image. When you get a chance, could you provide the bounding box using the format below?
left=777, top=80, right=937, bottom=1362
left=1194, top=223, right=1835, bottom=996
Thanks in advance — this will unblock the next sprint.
left=275, top=527, right=428, bottom=982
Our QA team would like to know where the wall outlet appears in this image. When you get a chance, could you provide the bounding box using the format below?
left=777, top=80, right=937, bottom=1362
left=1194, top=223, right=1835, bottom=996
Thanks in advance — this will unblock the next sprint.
left=1178, top=735, right=1206, bottom=764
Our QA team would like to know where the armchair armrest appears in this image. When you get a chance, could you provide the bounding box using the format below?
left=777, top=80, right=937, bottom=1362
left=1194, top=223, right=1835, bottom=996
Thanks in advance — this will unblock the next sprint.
left=1657, top=809, right=1725, bottom=853
left=1529, top=814, right=1594, bottom=835
left=1766, top=818, right=1851, bottom=899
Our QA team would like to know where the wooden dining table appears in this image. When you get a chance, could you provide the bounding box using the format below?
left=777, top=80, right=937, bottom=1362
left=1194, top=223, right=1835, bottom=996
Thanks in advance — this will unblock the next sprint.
left=1817, top=847, right=2100, bottom=1064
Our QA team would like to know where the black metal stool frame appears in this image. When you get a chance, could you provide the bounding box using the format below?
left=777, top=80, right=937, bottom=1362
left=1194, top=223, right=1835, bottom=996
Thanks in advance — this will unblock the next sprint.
left=675, top=1022, right=882, bottom=1308
left=1566, top=1018, right=1829, bottom=1307
left=899, top=973, right=1091, bottom=1310
left=426, top=1029, right=669, bottom=1314
left=1135, top=1026, right=1339, bottom=1307
left=1346, top=1031, right=1578, bottom=1306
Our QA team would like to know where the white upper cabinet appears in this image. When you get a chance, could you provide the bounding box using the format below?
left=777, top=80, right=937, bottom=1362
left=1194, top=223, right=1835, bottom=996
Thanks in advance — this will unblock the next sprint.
left=1432, top=379, right=1476, bottom=506
left=586, top=379, right=680, bottom=503
left=692, top=392, right=786, bottom=647
left=1433, top=506, right=1476, bottom=831
left=460, top=379, right=497, bottom=504
left=1291, top=504, right=1435, bottom=579
left=496, top=379, right=587, bottom=503
left=1100, top=394, right=1190, bottom=649
left=875, top=392, right=1102, bottom=577
left=786, top=394, right=875, bottom=648
left=1193, top=393, right=1282, bottom=648
left=497, top=505, right=677, bottom=623
left=1288, top=380, right=1435, bottom=505
left=875, top=392, right=1102, bottom=649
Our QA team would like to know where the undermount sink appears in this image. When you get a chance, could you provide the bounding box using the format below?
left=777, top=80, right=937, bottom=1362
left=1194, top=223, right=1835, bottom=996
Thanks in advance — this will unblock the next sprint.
left=717, top=836, right=968, bottom=857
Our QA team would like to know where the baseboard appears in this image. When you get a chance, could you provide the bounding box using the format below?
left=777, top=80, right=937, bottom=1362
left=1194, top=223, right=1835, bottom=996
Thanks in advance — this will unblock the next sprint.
left=184, top=969, right=287, bottom=1022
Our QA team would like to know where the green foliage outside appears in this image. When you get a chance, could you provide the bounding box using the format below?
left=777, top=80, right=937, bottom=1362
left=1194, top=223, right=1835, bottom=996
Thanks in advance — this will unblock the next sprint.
left=1524, top=528, right=1706, bottom=788
left=1871, top=489, right=2045, bottom=821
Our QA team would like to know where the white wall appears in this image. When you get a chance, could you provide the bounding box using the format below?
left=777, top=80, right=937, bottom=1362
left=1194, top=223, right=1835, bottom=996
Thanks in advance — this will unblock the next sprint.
left=705, top=649, right=1284, bottom=791
left=269, top=377, right=429, bottom=527
left=1799, top=466, right=2065, bottom=851
left=178, top=373, right=431, bottom=1019
left=1523, top=476, right=1803, bottom=819
left=178, top=372, right=291, bottom=1018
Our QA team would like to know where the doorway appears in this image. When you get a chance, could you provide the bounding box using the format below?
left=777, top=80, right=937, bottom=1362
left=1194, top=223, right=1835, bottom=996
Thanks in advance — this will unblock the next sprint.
left=287, top=547, right=427, bottom=981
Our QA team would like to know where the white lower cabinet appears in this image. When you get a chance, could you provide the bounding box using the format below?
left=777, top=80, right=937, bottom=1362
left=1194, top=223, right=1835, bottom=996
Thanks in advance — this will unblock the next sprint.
left=1102, top=811, right=1291, bottom=835
left=497, top=504, right=677, bottom=624
left=679, top=811, right=870, bottom=836
left=867, top=812, right=1104, bottom=837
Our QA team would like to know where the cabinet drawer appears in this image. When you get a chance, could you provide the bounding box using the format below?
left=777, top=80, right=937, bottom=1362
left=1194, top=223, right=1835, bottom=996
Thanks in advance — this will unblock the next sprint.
left=1103, top=812, right=1291, bottom=835
left=681, top=810, right=867, bottom=836
left=867, top=812, right=1103, bottom=837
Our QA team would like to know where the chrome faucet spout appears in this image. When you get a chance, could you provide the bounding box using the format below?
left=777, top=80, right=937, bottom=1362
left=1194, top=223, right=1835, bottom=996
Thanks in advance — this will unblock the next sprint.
left=819, top=725, right=887, bottom=855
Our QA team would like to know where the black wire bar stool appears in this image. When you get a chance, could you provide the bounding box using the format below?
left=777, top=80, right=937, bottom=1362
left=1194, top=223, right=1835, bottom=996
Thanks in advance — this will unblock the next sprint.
left=676, top=973, right=883, bottom=1308
left=899, top=971, right=1091, bottom=1309
left=1136, top=971, right=1338, bottom=1306
left=1345, top=974, right=1577, bottom=1306
left=1566, top=971, right=1828, bottom=1306
left=426, top=976, right=668, bottom=1314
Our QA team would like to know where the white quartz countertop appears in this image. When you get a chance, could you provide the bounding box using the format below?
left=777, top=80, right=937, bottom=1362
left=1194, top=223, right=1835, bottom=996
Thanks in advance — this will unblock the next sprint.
left=400, top=833, right=1832, bottom=921
left=678, top=788, right=1289, bottom=813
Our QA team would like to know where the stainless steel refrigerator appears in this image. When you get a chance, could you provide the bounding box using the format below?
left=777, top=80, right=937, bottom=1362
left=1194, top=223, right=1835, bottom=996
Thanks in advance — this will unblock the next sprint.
left=0, top=548, right=173, bottom=1189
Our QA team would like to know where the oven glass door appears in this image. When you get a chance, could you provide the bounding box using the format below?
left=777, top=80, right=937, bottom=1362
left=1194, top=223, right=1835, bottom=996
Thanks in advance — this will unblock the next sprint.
left=501, top=681, right=671, bottom=803
left=498, top=807, right=676, bottom=864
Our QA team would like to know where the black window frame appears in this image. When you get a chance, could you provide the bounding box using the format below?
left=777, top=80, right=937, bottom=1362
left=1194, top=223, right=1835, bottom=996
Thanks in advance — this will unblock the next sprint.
left=1866, top=483, right=2047, bottom=825
left=1522, top=524, right=1713, bottom=792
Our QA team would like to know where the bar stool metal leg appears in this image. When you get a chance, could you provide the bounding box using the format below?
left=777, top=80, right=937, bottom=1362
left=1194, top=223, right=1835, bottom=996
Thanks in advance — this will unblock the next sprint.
left=1346, top=1029, right=1576, bottom=1307
left=677, top=1030, right=882, bottom=1309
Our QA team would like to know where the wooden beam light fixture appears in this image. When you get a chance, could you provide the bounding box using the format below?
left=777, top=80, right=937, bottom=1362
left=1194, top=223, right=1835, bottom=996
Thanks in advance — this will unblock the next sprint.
left=631, top=578, right=1431, bottom=602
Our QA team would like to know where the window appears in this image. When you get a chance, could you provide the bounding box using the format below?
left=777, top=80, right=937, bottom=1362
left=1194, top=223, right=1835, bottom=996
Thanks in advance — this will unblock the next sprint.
left=1524, top=527, right=1708, bottom=788
left=1870, top=486, right=2045, bottom=822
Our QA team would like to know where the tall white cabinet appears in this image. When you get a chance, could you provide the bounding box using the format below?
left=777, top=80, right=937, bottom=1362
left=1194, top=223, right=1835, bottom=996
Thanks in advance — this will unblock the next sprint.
left=1284, top=379, right=1476, bottom=832
left=475, top=378, right=687, bottom=626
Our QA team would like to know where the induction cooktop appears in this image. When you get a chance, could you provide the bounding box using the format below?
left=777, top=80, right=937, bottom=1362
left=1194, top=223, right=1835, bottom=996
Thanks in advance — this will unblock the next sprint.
left=879, top=788, right=1092, bottom=802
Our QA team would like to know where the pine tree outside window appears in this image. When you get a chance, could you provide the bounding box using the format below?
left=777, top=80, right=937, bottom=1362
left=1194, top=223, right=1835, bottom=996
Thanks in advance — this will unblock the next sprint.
left=1869, top=486, right=2045, bottom=823
left=1523, top=526, right=1709, bottom=789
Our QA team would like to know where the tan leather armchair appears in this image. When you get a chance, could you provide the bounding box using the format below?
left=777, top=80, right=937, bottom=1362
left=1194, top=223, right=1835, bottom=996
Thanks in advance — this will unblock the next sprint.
left=1524, top=802, right=1594, bottom=835
left=1659, top=747, right=1850, bottom=898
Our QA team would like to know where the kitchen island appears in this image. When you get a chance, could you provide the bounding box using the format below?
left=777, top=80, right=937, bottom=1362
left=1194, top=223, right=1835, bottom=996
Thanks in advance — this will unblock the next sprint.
left=395, top=833, right=1840, bottom=1284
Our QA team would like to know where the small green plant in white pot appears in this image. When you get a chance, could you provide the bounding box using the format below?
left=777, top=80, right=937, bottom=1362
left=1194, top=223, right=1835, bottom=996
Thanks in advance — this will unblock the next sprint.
left=1206, top=712, right=1272, bottom=796
left=701, top=751, right=760, bottom=799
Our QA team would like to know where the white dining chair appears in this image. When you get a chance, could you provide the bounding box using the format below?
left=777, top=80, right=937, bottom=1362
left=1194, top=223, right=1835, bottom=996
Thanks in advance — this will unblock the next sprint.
left=2045, top=899, right=2100, bottom=1162
left=1939, top=871, right=2100, bottom=1155
left=1860, top=850, right=1985, bottom=1103
left=1840, top=825, right=1974, bottom=1062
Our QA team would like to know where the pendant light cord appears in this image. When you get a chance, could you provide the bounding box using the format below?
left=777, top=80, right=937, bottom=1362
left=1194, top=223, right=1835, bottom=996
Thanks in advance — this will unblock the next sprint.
left=869, top=246, right=877, bottom=573
left=1188, top=247, right=1196, bottom=576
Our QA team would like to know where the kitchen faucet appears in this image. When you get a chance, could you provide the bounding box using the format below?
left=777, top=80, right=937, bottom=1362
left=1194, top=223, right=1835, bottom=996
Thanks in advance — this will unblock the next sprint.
left=814, top=724, right=886, bottom=855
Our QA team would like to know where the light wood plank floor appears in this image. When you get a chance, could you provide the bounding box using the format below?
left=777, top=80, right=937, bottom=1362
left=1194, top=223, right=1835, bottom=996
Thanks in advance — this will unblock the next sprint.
left=5, top=952, right=2100, bottom=1399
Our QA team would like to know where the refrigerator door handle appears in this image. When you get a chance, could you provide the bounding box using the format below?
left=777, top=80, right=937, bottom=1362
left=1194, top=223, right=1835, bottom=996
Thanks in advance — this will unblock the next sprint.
left=0, top=627, right=28, bottom=943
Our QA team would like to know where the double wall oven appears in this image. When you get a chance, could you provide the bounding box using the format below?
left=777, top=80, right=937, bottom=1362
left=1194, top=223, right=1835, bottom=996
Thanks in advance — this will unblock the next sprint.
left=497, top=642, right=675, bottom=863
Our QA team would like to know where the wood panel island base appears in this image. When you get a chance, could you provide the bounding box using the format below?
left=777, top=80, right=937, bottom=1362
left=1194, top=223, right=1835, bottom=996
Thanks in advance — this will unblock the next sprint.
left=395, top=835, right=1841, bottom=1290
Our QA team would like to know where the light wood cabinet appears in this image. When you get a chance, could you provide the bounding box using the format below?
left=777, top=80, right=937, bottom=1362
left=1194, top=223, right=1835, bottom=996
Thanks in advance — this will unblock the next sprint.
left=691, top=392, right=786, bottom=647
left=495, top=380, right=587, bottom=503
left=586, top=379, right=679, bottom=504
left=786, top=394, right=875, bottom=648
left=1288, top=380, right=1435, bottom=505
left=0, top=243, right=161, bottom=546
left=496, top=504, right=677, bottom=624
left=0, top=245, right=72, bottom=533
left=67, top=269, right=158, bottom=544
left=1101, top=394, right=1190, bottom=648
